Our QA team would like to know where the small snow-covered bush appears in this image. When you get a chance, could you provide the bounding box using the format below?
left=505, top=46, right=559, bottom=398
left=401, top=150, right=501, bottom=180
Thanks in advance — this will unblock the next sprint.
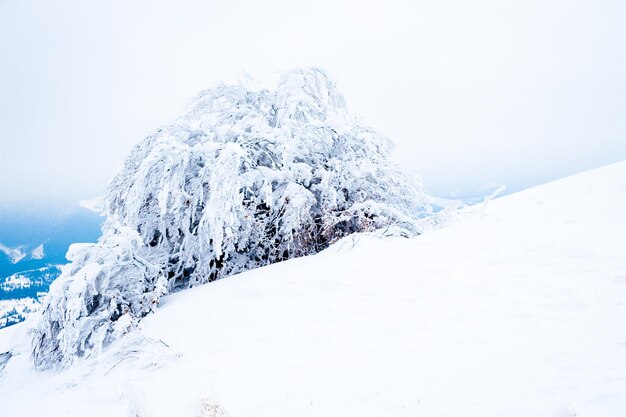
left=32, top=68, right=432, bottom=368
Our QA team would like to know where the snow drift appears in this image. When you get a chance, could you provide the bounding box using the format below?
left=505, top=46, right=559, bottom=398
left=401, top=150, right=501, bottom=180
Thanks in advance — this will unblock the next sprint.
left=32, top=68, right=431, bottom=368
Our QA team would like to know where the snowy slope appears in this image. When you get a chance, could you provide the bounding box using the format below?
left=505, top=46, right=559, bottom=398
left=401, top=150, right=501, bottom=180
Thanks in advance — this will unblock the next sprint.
left=1, top=161, right=626, bottom=417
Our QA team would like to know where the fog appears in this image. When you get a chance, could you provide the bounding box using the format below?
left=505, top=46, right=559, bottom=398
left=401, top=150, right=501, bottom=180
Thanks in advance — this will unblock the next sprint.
left=1, top=0, right=625, bottom=203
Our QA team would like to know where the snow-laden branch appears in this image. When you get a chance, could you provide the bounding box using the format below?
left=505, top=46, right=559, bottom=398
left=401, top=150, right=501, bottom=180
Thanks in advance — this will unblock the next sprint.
left=32, top=68, right=432, bottom=368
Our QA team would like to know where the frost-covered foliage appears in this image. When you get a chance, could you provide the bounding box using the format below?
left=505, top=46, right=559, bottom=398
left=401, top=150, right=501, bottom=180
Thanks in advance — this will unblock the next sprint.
left=32, top=68, right=432, bottom=368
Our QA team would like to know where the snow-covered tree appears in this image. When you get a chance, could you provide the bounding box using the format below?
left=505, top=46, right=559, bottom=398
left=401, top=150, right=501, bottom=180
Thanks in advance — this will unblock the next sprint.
left=32, top=68, right=432, bottom=368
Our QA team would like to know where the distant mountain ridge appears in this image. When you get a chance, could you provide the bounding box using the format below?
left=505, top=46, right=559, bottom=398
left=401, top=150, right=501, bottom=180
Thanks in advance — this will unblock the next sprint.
left=0, top=203, right=102, bottom=328
left=0, top=243, right=26, bottom=264
left=0, top=204, right=102, bottom=276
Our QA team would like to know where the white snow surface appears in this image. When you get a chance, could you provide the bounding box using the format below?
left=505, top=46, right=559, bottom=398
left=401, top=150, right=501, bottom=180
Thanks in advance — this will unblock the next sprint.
left=2, top=160, right=626, bottom=416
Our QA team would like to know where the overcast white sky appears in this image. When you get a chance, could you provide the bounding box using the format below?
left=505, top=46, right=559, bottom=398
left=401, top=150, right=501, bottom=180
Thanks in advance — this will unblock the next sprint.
left=1, top=0, right=625, bottom=203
